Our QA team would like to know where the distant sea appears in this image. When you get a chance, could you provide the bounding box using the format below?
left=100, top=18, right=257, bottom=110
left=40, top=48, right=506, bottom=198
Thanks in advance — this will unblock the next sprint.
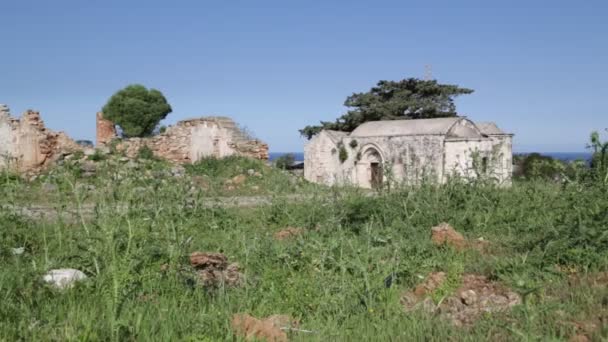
left=269, top=152, right=304, bottom=162
left=269, top=152, right=592, bottom=163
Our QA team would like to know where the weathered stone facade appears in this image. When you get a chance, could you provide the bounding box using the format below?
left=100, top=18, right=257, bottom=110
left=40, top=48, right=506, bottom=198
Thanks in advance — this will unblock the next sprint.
left=98, top=115, right=268, bottom=162
left=96, top=112, right=116, bottom=146
left=304, top=117, right=513, bottom=188
left=0, top=105, right=82, bottom=173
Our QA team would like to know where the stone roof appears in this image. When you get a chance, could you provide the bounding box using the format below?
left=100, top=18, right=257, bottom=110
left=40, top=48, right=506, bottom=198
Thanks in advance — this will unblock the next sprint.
left=324, top=130, right=349, bottom=144
left=476, top=122, right=507, bottom=135
left=350, top=117, right=464, bottom=137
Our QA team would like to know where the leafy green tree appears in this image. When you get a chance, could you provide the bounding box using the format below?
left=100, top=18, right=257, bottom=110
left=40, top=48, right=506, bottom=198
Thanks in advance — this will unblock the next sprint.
left=102, top=84, right=172, bottom=138
left=300, top=78, right=473, bottom=139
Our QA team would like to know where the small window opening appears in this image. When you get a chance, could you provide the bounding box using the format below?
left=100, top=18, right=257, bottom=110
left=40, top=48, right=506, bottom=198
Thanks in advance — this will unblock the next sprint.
left=481, top=157, right=488, bottom=173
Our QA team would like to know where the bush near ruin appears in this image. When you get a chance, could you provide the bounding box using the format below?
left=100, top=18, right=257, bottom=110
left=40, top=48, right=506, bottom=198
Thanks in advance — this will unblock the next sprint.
left=102, top=84, right=172, bottom=138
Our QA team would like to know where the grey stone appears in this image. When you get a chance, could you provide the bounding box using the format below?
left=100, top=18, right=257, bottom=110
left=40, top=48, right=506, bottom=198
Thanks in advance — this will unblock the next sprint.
left=11, top=247, right=25, bottom=255
left=80, top=161, right=97, bottom=173
left=43, top=269, right=87, bottom=289
left=460, top=289, right=477, bottom=305
left=42, top=182, right=57, bottom=192
left=126, top=160, right=139, bottom=169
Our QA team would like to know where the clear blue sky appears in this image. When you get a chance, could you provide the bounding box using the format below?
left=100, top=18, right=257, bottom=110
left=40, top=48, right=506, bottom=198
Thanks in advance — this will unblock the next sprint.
left=1, top=0, right=606, bottom=152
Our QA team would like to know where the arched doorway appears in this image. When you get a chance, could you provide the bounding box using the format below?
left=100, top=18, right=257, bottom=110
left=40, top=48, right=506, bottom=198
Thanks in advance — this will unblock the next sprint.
left=360, top=146, right=383, bottom=189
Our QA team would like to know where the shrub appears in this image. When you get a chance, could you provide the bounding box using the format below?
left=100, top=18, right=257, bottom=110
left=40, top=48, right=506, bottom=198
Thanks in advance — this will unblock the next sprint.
left=514, top=153, right=562, bottom=180
left=339, top=146, right=348, bottom=163
left=137, top=145, right=156, bottom=160
left=186, top=156, right=266, bottom=179
left=87, top=149, right=106, bottom=161
left=71, top=150, right=84, bottom=160
left=274, top=154, right=295, bottom=170
left=102, top=84, right=172, bottom=138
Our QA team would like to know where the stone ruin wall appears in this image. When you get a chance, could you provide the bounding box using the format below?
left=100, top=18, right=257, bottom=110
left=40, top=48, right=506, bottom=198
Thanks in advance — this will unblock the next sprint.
left=0, top=107, right=268, bottom=174
left=0, top=104, right=82, bottom=173
left=96, top=112, right=116, bottom=146
left=97, top=113, right=269, bottom=163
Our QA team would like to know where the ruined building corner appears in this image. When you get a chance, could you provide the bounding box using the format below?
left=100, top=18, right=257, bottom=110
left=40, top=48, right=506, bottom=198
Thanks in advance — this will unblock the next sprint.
left=0, top=107, right=82, bottom=173
left=96, top=112, right=117, bottom=146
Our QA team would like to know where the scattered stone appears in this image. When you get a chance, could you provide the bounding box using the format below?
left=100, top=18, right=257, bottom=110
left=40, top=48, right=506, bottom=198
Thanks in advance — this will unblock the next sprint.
left=413, top=272, right=446, bottom=296
left=83, top=148, right=96, bottom=156
left=274, top=227, right=304, bottom=241
left=420, top=297, right=437, bottom=313
left=401, top=273, right=521, bottom=326
left=469, top=237, right=491, bottom=253
left=247, top=169, right=255, bottom=176
left=126, top=160, right=139, bottom=169
left=43, top=269, right=87, bottom=289
left=460, top=289, right=477, bottom=305
left=569, top=335, right=590, bottom=342
left=226, top=174, right=247, bottom=186
left=232, top=313, right=298, bottom=342
left=399, top=291, right=419, bottom=312
left=170, top=166, right=185, bottom=178
left=80, top=161, right=97, bottom=177
left=431, top=223, right=466, bottom=250
left=189, top=252, right=244, bottom=288
left=11, top=247, right=25, bottom=255
left=191, top=175, right=210, bottom=189
left=190, top=252, right=228, bottom=269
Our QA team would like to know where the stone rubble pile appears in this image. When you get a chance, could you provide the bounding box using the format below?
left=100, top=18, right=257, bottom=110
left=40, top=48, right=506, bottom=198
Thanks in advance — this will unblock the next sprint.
left=189, top=251, right=244, bottom=288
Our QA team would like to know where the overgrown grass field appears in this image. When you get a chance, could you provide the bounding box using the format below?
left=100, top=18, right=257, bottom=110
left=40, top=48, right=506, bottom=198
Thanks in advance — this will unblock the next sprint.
left=1, top=157, right=607, bottom=341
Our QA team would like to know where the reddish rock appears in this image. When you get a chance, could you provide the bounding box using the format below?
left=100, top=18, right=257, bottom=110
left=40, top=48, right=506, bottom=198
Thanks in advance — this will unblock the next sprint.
left=232, top=313, right=297, bottom=342
left=190, top=252, right=228, bottom=270
left=401, top=273, right=521, bottom=326
left=95, top=112, right=116, bottom=146
left=274, top=227, right=304, bottom=241
left=189, top=251, right=244, bottom=288
left=568, top=335, right=590, bottom=342
left=228, top=174, right=247, bottom=186
left=413, top=272, right=447, bottom=296
left=431, top=223, right=466, bottom=250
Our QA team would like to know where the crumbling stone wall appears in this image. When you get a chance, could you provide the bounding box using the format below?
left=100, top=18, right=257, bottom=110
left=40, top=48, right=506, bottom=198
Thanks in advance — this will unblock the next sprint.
left=96, top=112, right=116, bottom=146
left=0, top=105, right=82, bottom=173
left=105, top=116, right=268, bottom=162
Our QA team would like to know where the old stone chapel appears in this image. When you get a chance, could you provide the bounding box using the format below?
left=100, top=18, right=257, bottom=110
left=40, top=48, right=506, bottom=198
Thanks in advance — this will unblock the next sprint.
left=304, top=117, right=513, bottom=188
